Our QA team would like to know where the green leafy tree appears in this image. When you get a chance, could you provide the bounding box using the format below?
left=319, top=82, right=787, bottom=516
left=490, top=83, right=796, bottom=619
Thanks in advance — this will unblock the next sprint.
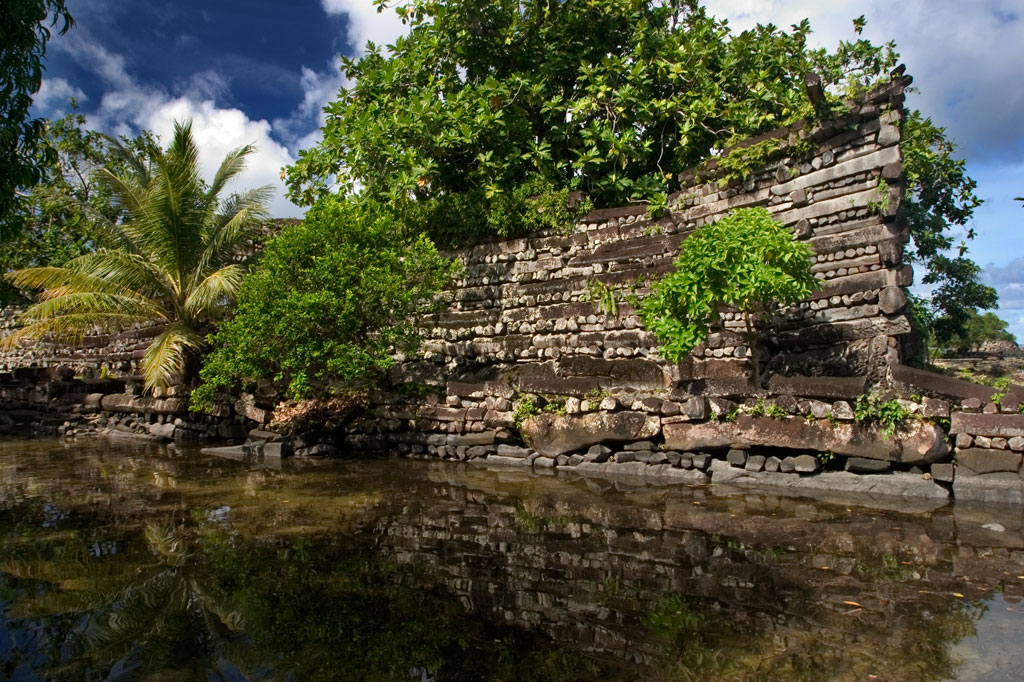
left=285, top=0, right=898, bottom=247
left=2, top=120, right=271, bottom=390
left=0, top=0, right=74, bottom=236
left=943, top=310, right=1017, bottom=353
left=639, top=207, right=819, bottom=387
left=0, top=106, right=158, bottom=307
left=192, top=194, right=459, bottom=408
left=287, top=2, right=995, bottom=345
left=900, top=112, right=997, bottom=343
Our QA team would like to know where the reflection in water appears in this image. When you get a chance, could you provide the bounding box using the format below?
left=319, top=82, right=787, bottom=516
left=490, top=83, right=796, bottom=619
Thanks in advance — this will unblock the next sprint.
left=0, top=436, right=1022, bottom=681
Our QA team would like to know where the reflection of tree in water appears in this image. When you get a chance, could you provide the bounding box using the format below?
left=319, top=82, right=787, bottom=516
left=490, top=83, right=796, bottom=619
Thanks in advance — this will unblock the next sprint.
left=0, top=503, right=604, bottom=681
left=0, top=448, right=1010, bottom=682
left=1, top=513, right=255, bottom=680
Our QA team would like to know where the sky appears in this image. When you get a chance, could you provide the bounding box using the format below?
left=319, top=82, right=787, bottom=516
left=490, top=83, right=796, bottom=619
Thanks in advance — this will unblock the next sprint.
left=31, top=0, right=1024, bottom=339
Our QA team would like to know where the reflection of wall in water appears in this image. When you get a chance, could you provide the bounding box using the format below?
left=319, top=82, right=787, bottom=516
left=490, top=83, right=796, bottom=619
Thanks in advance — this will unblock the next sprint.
left=367, top=466, right=1024, bottom=670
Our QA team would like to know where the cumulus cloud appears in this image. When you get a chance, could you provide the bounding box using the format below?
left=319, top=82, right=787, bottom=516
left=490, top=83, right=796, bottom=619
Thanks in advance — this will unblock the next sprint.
left=272, top=59, right=346, bottom=154
left=319, top=0, right=409, bottom=54
left=54, top=34, right=301, bottom=218
left=984, top=258, right=1024, bottom=310
left=703, top=0, right=1024, bottom=162
left=33, top=78, right=87, bottom=116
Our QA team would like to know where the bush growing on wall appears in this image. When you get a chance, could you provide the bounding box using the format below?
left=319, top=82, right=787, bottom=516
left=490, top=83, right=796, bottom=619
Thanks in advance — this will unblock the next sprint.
left=191, top=196, right=459, bottom=409
left=639, top=207, right=819, bottom=387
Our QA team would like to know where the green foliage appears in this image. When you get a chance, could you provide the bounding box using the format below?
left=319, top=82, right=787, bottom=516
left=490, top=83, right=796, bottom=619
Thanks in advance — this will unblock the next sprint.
left=193, top=195, right=458, bottom=407
left=0, top=0, right=74, bottom=235
left=286, top=0, right=898, bottom=247
left=540, top=394, right=568, bottom=415
left=512, top=395, right=541, bottom=427
left=854, top=394, right=911, bottom=438
left=0, top=107, right=157, bottom=306
left=645, top=593, right=704, bottom=639
left=4, top=120, right=270, bottom=391
left=817, top=450, right=836, bottom=465
left=747, top=398, right=788, bottom=419
left=640, top=207, right=819, bottom=386
left=940, top=310, right=1018, bottom=354
left=583, top=278, right=619, bottom=316
left=867, top=178, right=891, bottom=214
left=901, top=112, right=997, bottom=342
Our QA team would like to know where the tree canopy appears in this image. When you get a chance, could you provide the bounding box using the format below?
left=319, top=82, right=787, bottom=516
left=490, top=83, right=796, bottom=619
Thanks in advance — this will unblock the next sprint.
left=192, top=195, right=458, bottom=407
left=285, top=0, right=994, bottom=342
left=0, top=0, right=74, bottom=236
left=0, top=107, right=158, bottom=306
left=285, top=0, right=897, bottom=247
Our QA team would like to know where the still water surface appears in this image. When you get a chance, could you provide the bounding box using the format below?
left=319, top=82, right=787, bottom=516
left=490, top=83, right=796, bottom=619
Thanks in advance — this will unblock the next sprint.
left=0, top=436, right=1022, bottom=681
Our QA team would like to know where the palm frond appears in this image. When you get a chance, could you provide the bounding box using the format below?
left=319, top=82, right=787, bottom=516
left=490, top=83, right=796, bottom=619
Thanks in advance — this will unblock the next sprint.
left=142, top=323, right=204, bottom=389
left=67, top=250, right=175, bottom=301
left=184, top=264, right=245, bottom=318
left=209, top=143, right=256, bottom=199
left=1, top=313, right=157, bottom=348
left=189, top=187, right=273, bottom=283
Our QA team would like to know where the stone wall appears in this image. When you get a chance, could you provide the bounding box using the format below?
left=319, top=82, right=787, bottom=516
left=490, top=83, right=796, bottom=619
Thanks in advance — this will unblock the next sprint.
left=393, top=76, right=913, bottom=399
left=0, top=305, right=157, bottom=375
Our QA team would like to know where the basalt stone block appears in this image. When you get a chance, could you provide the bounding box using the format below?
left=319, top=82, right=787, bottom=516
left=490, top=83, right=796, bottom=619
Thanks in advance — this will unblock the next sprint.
left=584, top=444, right=613, bottom=463
left=768, top=374, right=868, bottom=401
left=681, top=396, right=707, bottom=420
left=953, top=470, right=1024, bottom=505
left=831, top=401, right=855, bottom=421
left=615, top=451, right=637, bottom=464
left=99, top=393, right=188, bottom=415
left=649, top=451, right=669, bottom=465
left=555, top=356, right=666, bottom=388
left=691, top=453, right=711, bottom=470
left=307, top=443, right=338, bottom=457
left=496, top=444, right=532, bottom=459
left=930, top=462, right=953, bottom=482
left=793, top=455, right=820, bottom=473
left=921, top=397, right=951, bottom=419
left=764, top=456, right=782, bottom=473
left=663, top=415, right=948, bottom=465
left=951, top=413, right=1024, bottom=439
left=263, top=441, right=293, bottom=458
left=624, top=440, right=656, bottom=451
left=744, top=455, right=766, bottom=472
left=520, top=411, right=660, bottom=458
left=726, top=449, right=748, bottom=467
left=845, top=457, right=891, bottom=474
left=892, top=364, right=994, bottom=402
left=956, top=448, right=1022, bottom=474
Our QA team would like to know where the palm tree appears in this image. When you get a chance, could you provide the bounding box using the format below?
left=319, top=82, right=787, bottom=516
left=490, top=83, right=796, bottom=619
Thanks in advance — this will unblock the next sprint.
left=2, top=119, right=271, bottom=390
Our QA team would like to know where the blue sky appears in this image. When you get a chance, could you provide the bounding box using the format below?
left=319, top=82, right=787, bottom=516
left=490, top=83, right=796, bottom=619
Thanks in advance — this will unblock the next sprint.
left=32, top=0, right=1024, bottom=339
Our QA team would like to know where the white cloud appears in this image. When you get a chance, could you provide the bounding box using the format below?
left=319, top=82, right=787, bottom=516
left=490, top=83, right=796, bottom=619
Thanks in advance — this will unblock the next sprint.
left=54, top=35, right=302, bottom=218
left=703, top=1, right=1024, bottom=162
left=138, top=98, right=299, bottom=218
left=272, top=58, right=346, bottom=154
left=34, top=78, right=87, bottom=116
left=319, top=0, right=409, bottom=54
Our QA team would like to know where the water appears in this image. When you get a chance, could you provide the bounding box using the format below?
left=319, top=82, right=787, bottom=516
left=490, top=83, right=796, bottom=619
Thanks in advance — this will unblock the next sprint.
left=0, top=436, right=1022, bottom=681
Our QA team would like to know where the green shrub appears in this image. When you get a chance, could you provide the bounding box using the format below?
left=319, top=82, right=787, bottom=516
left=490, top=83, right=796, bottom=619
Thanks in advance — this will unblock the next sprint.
left=640, top=207, right=819, bottom=386
left=854, top=394, right=911, bottom=438
left=192, top=196, right=458, bottom=409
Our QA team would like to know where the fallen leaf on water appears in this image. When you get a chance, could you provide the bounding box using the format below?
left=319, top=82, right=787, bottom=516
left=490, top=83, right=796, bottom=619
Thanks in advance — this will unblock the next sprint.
left=953, top=592, right=964, bottom=598
left=842, top=600, right=861, bottom=607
